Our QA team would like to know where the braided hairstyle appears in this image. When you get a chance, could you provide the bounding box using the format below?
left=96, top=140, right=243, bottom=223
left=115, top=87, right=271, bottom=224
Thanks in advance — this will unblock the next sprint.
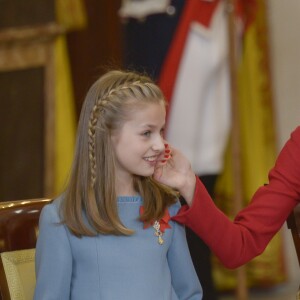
left=62, top=70, right=177, bottom=236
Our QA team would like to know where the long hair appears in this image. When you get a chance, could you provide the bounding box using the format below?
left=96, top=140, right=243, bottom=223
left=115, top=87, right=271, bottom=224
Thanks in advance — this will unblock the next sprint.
left=62, top=70, right=177, bottom=236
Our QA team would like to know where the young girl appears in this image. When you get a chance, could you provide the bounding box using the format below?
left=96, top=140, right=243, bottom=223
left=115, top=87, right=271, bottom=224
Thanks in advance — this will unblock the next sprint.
left=34, top=70, right=202, bottom=299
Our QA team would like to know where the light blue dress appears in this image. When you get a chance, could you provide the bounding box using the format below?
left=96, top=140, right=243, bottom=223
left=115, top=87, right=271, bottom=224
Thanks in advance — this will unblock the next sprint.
left=34, top=196, right=202, bottom=299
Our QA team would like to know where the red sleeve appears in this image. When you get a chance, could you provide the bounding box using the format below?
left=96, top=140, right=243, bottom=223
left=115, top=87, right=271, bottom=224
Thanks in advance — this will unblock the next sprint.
left=172, top=126, right=300, bottom=268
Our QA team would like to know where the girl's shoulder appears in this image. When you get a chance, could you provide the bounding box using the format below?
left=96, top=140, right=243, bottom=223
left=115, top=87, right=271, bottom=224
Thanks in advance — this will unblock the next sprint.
left=40, top=196, right=64, bottom=223
left=167, top=199, right=181, bottom=217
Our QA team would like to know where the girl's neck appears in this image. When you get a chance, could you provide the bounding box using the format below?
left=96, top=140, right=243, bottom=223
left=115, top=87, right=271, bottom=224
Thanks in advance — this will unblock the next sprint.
left=116, top=188, right=138, bottom=197
left=115, top=177, right=137, bottom=197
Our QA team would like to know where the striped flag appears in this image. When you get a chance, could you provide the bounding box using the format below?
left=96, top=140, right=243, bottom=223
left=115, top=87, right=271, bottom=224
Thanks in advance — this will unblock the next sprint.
left=159, top=0, right=286, bottom=290
left=213, top=0, right=286, bottom=289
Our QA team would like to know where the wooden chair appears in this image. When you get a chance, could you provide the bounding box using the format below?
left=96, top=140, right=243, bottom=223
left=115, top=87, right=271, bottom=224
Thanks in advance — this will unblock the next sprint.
left=0, top=198, right=52, bottom=300
left=286, top=204, right=300, bottom=300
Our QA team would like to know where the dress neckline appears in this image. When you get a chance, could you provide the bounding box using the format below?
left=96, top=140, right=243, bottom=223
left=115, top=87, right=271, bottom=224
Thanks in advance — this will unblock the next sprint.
left=117, top=195, right=142, bottom=203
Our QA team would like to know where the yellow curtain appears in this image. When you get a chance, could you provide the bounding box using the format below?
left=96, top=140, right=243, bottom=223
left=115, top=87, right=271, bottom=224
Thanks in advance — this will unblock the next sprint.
left=213, top=0, right=286, bottom=290
left=53, top=0, right=87, bottom=195
left=53, top=37, right=76, bottom=194
left=56, top=0, right=87, bottom=30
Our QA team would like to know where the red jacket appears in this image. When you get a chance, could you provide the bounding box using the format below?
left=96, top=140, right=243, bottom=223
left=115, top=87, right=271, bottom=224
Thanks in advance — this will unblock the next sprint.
left=173, top=127, right=300, bottom=268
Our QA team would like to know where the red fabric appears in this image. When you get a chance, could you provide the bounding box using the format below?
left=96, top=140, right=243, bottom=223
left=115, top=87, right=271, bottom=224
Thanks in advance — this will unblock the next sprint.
left=236, top=0, right=258, bottom=33
left=158, top=0, right=257, bottom=123
left=172, top=126, right=300, bottom=268
left=158, top=0, right=220, bottom=117
left=140, top=206, right=171, bottom=233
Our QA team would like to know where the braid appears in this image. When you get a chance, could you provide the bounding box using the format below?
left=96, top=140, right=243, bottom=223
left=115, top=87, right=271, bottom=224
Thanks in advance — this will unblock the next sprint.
left=88, top=105, right=98, bottom=188
left=88, top=79, right=155, bottom=187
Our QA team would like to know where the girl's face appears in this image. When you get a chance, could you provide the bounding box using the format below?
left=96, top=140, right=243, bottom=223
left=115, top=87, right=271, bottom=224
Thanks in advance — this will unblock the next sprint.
left=111, top=101, right=166, bottom=185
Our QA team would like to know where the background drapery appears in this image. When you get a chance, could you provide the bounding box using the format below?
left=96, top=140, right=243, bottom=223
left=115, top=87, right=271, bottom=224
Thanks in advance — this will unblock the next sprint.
left=159, top=0, right=286, bottom=290
left=53, top=0, right=87, bottom=194
left=213, top=0, right=286, bottom=289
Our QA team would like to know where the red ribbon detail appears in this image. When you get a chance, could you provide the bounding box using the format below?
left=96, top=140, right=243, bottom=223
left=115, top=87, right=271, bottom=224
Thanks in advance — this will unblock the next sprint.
left=139, top=206, right=171, bottom=233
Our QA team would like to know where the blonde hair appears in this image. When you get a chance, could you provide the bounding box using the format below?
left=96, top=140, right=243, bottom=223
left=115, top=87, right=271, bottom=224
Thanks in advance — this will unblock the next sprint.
left=62, top=70, right=177, bottom=236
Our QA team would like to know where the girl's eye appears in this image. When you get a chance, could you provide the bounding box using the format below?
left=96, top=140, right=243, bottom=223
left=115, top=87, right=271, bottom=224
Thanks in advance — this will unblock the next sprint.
left=160, top=128, right=165, bottom=136
left=143, top=131, right=151, bottom=137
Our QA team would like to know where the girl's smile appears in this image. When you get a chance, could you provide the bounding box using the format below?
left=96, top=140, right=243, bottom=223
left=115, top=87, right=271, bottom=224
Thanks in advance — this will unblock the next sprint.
left=143, top=155, right=159, bottom=163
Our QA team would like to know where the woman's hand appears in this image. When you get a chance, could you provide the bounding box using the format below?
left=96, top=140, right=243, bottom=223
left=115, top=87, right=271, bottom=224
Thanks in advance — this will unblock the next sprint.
left=153, top=144, right=196, bottom=206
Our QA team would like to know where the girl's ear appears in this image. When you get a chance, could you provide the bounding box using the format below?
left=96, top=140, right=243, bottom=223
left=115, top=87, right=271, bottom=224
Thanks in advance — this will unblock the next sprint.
left=110, top=129, right=119, bottom=148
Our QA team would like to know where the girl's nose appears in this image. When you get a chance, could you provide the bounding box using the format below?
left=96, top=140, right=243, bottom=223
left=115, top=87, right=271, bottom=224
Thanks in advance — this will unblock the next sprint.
left=152, top=135, right=165, bottom=152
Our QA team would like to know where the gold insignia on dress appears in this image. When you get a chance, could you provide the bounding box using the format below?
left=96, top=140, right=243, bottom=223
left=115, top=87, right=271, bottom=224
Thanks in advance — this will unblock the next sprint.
left=153, top=221, right=164, bottom=245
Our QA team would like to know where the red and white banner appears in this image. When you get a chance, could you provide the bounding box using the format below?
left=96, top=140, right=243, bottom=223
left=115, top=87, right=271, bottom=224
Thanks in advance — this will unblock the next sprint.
left=159, top=0, right=231, bottom=175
